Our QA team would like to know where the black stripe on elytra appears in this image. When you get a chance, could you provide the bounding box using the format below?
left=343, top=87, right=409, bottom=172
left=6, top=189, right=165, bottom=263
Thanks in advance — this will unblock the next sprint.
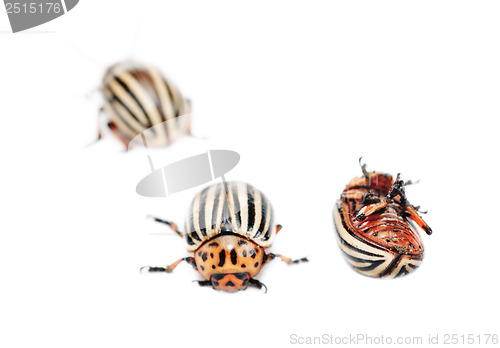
left=198, top=188, right=209, bottom=237
left=108, top=93, right=144, bottom=133
left=378, top=253, right=403, bottom=277
left=262, top=207, right=274, bottom=242
left=186, top=232, right=194, bottom=246
left=187, top=207, right=196, bottom=240
left=143, top=71, right=172, bottom=140
left=220, top=182, right=231, bottom=225
left=103, top=95, right=141, bottom=138
left=336, top=234, right=383, bottom=258
left=190, top=231, right=201, bottom=242
left=113, top=76, right=151, bottom=128
left=395, top=265, right=409, bottom=278
left=218, top=250, right=226, bottom=267
left=254, top=195, right=267, bottom=239
left=211, top=183, right=222, bottom=229
left=352, top=259, right=386, bottom=272
left=408, top=262, right=421, bottom=269
left=231, top=183, right=241, bottom=228
left=161, top=77, right=179, bottom=117
left=341, top=249, right=377, bottom=264
left=230, top=249, right=237, bottom=265
left=246, top=184, right=256, bottom=232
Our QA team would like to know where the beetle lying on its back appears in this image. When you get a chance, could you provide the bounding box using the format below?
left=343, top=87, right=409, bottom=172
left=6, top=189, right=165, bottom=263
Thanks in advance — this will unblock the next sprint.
left=142, top=181, right=308, bottom=292
left=333, top=159, right=432, bottom=278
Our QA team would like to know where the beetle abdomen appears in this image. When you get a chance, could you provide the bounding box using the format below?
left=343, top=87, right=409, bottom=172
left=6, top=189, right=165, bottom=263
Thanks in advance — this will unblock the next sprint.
left=333, top=170, right=430, bottom=278
left=184, top=181, right=276, bottom=252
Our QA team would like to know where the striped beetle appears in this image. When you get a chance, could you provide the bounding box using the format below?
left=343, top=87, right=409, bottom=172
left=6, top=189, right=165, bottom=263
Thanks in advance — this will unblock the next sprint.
left=333, top=159, right=432, bottom=278
left=142, top=181, right=308, bottom=292
left=99, top=61, right=191, bottom=148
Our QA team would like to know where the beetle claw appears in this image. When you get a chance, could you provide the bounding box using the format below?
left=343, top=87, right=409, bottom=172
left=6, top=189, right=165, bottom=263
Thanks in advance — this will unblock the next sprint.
left=249, top=278, right=268, bottom=293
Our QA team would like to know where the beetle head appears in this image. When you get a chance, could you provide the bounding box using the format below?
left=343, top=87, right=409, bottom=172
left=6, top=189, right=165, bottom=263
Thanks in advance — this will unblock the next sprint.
left=210, top=272, right=250, bottom=292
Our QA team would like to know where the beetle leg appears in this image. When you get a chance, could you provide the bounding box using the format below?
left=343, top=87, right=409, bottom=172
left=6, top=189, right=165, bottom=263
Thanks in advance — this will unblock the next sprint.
left=405, top=205, right=433, bottom=235
left=107, top=121, right=130, bottom=150
left=387, top=174, right=408, bottom=205
left=85, top=108, right=106, bottom=147
left=193, top=280, right=212, bottom=287
left=341, top=190, right=365, bottom=201
left=265, top=253, right=309, bottom=264
left=411, top=205, right=427, bottom=214
left=404, top=179, right=420, bottom=186
left=359, top=157, right=370, bottom=181
left=356, top=201, right=388, bottom=221
left=148, top=216, right=184, bottom=238
left=248, top=278, right=268, bottom=293
left=141, top=257, right=196, bottom=273
left=359, top=192, right=381, bottom=205
left=96, top=107, right=104, bottom=141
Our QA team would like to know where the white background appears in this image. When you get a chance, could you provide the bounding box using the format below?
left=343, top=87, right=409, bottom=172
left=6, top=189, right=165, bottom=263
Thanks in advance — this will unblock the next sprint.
left=1, top=1, right=499, bottom=347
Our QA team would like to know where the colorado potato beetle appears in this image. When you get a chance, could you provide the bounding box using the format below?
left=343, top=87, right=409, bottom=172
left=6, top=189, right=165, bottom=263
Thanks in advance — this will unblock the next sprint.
left=99, top=61, right=191, bottom=148
left=333, top=159, right=432, bottom=278
left=142, top=181, right=308, bottom=292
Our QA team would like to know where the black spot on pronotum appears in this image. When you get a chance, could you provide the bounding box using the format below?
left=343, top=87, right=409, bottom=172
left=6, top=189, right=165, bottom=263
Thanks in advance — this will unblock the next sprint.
left=226, top=281, right=235, bottom=287
left=250, top=249, right=257, bottom=259
left=212, top=265, right=216, bottom=269
left=198, top=251, right=202, bottom=256
left=200, top=265, right=205, bottom=271
left=218, top=250, right=226, bottom=267
left=202, top=252, right=208, bottom=262
left=230, top=249, right=237, bottom=265
left=210, top=253, right=214, bottom=258
left=241, top=264, right=246, bottom=268
left=242, top=250, right=247, bottom=257
left=209, top=242, right=219, bottom=247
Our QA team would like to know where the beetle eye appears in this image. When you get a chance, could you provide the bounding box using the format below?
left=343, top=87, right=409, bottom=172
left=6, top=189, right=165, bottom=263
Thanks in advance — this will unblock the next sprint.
left=211, top=280, right=220, bottom=288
